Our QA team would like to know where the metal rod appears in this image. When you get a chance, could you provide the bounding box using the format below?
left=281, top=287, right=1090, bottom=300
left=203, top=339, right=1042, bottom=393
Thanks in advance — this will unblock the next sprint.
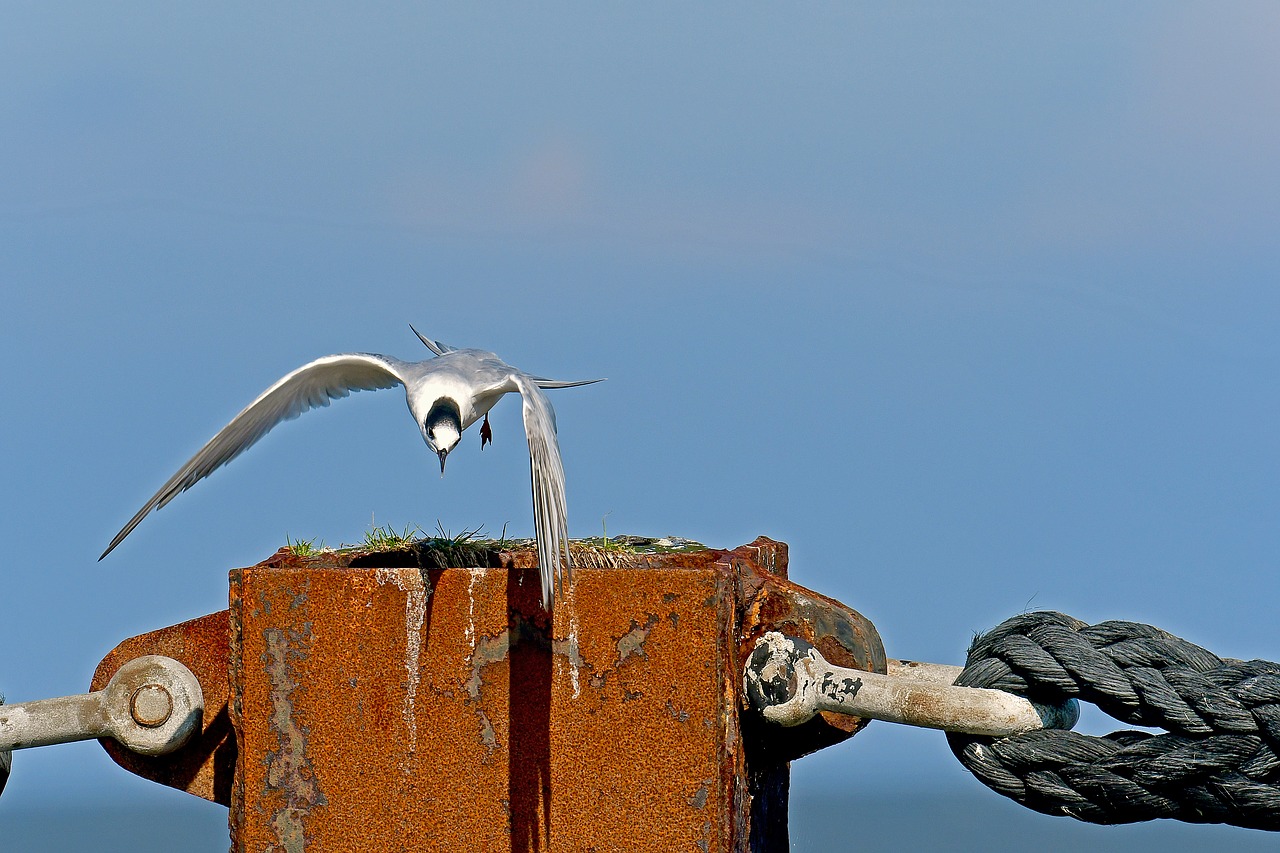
left=745, top=632, right=1078, bottom=737
left=887, top=659, right=964, bottom=686
left=0, top=656, right=203, bottom=756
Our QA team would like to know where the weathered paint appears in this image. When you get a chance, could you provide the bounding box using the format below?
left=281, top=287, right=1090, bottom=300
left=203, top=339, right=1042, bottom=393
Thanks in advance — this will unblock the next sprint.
left=260, top=624, right=327, bottom=853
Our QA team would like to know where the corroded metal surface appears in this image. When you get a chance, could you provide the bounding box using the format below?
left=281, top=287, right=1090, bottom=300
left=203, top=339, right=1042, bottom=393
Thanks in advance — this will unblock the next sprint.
left=230, top=553, right=743, bottom=852
left=91, top=610, right=235, bottom=804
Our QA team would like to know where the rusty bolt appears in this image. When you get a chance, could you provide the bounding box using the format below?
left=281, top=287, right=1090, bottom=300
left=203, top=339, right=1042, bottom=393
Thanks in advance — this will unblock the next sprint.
left=130, top=685, right=174, bottom=728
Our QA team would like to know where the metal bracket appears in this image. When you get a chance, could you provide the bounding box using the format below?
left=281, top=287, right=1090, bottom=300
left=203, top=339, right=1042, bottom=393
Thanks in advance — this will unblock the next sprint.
left=0, top=656, right=203, bottom=760
left=744, top=632, right=1078, bottom=737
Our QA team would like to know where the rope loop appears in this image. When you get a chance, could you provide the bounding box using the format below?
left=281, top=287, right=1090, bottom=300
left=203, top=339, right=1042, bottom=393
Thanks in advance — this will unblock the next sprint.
left=948, top=611, right=1280, bottom=829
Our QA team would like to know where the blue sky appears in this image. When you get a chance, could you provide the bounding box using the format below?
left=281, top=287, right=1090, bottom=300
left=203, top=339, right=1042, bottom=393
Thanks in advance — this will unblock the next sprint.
left=3, top=4, right=1279, bottom=849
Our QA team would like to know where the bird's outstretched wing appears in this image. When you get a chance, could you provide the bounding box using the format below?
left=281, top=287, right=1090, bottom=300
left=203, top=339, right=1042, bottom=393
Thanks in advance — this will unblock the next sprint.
left=409, top=324, right=457, bottom=357
left=101, top=353, right=408, bottom=559
left=512, top=374, right=571, bottom=608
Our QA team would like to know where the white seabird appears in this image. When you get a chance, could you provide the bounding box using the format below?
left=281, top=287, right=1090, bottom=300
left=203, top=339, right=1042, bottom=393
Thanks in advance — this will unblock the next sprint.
left=100, top=326, right=603, bottom=608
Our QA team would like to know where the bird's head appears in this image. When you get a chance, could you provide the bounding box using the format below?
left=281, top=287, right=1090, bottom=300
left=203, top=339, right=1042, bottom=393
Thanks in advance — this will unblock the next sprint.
left=423, top=398, right=463, bottom=474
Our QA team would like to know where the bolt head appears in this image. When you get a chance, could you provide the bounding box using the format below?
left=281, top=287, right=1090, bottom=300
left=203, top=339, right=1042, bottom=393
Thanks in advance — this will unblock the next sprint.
left=130, top=684, right=174, bottom=728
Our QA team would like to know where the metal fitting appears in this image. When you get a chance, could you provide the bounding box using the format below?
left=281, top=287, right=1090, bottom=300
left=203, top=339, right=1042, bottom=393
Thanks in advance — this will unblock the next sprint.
left=0, top=656, right=203, bottom=757
left=130, top=684, right=174, bottom=728
left=744, top=632, right=1078, bottom=737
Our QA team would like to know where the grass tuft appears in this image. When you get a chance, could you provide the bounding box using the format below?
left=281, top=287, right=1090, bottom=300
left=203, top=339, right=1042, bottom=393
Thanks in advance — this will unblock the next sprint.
left=282, top=520, right=709, bottom=567
left=285, top=533, right=324, bottom=557
left=362, top=523, right=425, bottom=550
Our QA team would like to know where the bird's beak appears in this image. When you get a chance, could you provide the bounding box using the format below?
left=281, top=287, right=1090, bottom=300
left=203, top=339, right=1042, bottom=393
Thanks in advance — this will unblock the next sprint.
left=437, top=448, right=448, bottom=476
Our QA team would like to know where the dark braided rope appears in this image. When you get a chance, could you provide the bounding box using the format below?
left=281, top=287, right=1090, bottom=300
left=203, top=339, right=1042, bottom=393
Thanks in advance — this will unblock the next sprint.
left=947, top=611, right=1280, bottom=830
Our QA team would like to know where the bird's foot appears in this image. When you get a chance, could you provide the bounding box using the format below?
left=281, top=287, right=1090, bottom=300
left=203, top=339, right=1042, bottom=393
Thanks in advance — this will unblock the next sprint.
left=480, top=413, right=492, bottom=449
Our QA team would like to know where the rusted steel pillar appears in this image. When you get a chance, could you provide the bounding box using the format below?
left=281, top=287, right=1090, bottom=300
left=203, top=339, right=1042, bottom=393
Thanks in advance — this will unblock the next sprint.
left=90, top=537, right=883, bottom=852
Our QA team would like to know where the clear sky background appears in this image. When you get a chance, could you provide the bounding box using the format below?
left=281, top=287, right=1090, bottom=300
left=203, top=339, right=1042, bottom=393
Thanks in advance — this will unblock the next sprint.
left=3, top=4, right=1279, bottom=850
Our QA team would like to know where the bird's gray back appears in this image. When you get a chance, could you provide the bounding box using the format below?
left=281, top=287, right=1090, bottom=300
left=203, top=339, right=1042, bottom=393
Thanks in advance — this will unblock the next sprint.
left=400, top=349, right=519, bottom=388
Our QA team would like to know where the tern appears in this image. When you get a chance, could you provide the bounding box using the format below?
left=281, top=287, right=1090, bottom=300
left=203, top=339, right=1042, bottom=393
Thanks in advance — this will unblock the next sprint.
left=100, top=326, right=603, bottom=608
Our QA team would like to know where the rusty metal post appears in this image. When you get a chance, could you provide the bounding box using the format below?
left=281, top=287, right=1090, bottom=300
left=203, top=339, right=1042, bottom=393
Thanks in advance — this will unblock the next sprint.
left=89, top=537, right=883, bottom=852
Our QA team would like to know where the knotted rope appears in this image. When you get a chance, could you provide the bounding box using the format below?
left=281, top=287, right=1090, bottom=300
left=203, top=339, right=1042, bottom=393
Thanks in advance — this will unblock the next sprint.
left=947, top=611, right=1280, bottom=830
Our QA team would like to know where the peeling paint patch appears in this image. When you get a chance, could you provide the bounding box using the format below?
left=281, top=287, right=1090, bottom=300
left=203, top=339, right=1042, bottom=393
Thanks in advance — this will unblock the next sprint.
left=261, top=625, right=326, bottom=852
left=287, top=584, right=309, bottom=612
left=271, top=808, right=309, bottom=853
left=476, top=709, right=498, bottom=759
left=467, top=614, right=554, bottom=760
left=665, top=700, right=690, bottom=723
left=687, top=783, right=709, bottom=809
left=550, top=633, right=587, bottom=676
left=375, top=569, right=429, bottom=754
left=467, top=630, right=511, bottom=703
left=466, top=628, right=510, bottom=761
left=615, top=614, right=661, bottom=667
